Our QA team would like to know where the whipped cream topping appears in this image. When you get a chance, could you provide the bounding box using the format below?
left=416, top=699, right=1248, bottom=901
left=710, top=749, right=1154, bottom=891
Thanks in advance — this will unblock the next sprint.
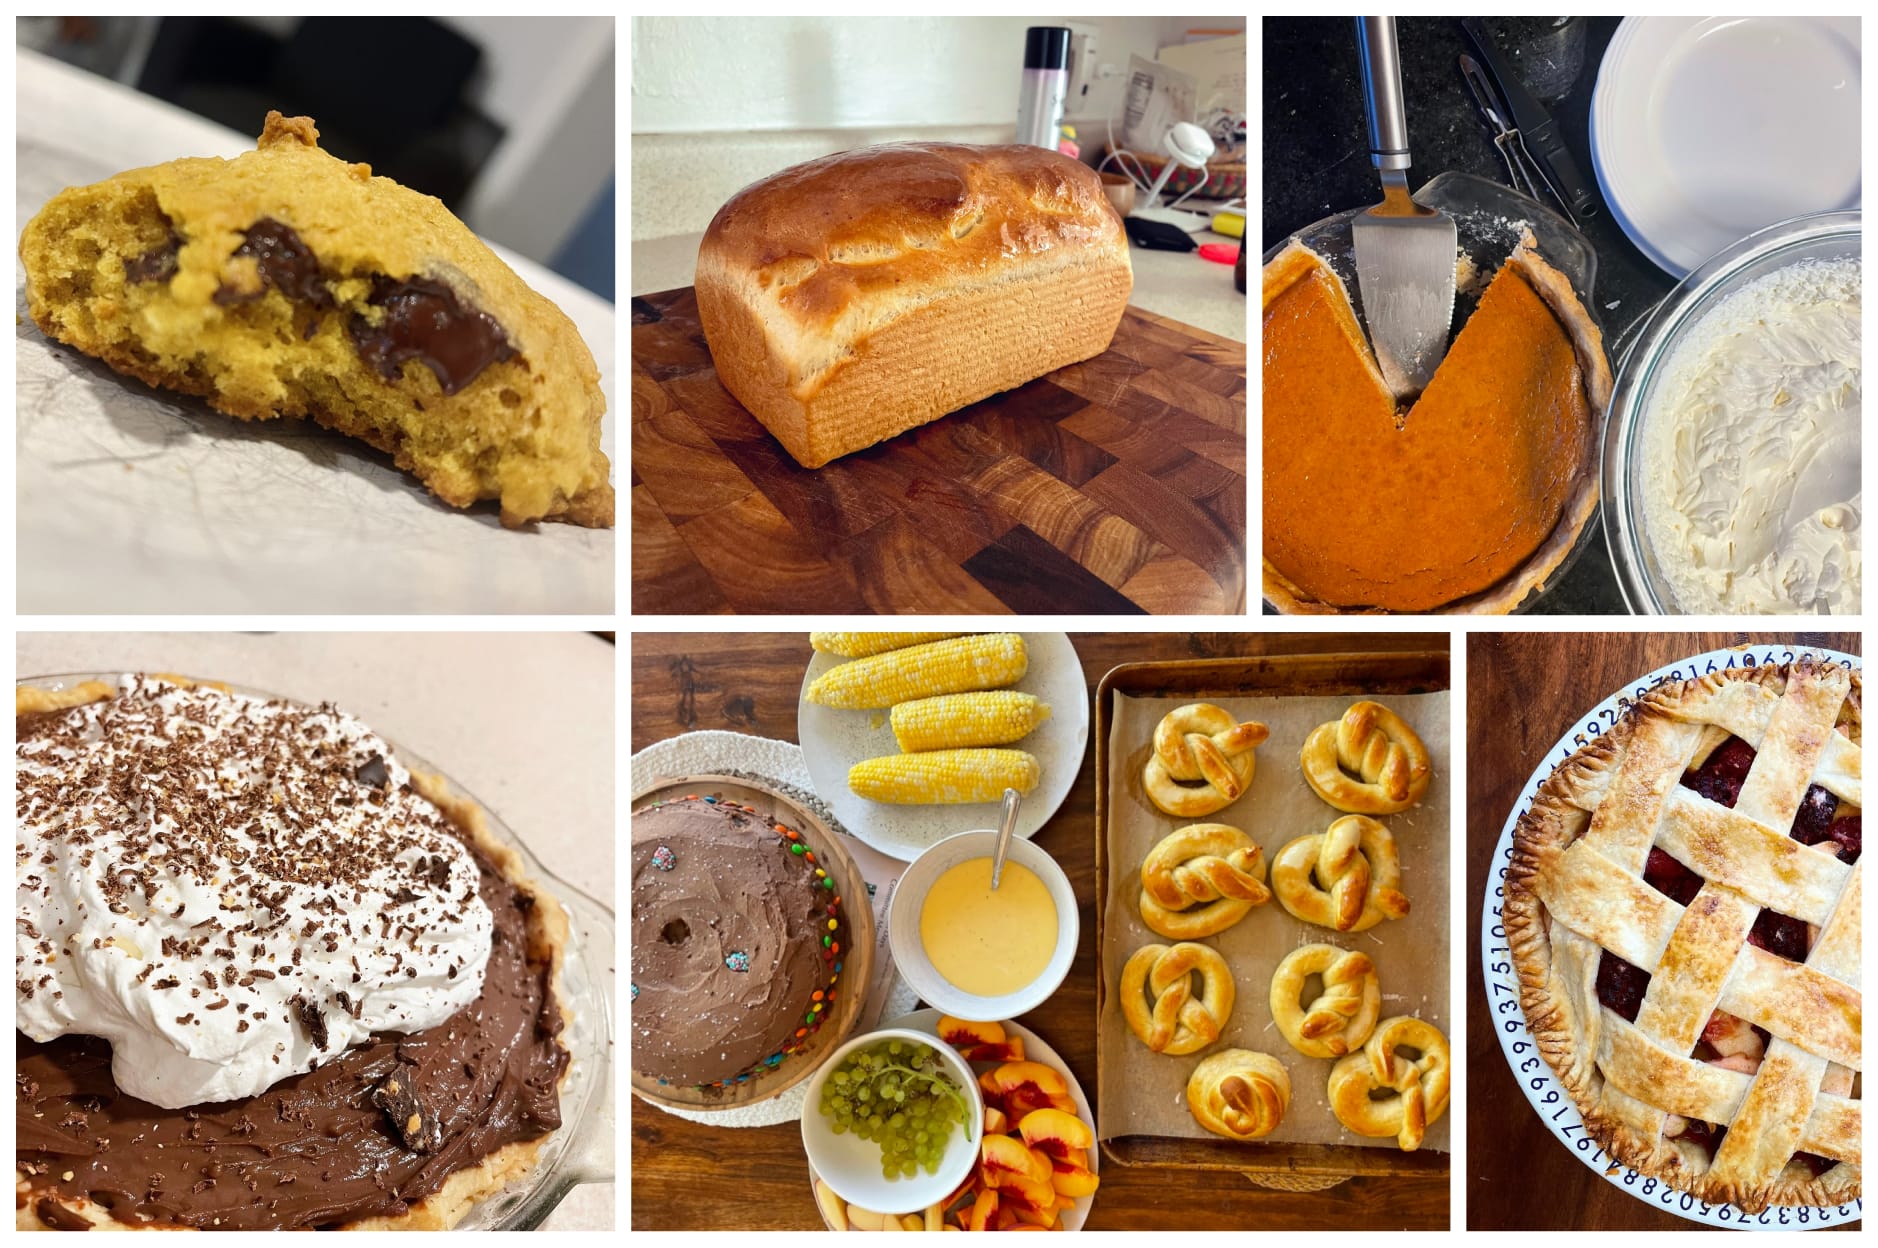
left=1639, top=257, right=1861, bottom=613
left=16, top=676, right=493, bottom=1108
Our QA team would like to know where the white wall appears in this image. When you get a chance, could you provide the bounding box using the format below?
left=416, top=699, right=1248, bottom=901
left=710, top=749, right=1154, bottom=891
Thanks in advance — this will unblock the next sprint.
left=630, top=16, right=1229, bottom=134
left=628, top=16, right=1241, bottom=240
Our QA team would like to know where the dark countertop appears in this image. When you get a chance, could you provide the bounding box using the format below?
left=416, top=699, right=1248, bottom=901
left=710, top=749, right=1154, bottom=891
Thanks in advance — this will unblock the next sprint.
left=1263, top=16, right=1676, bottom=615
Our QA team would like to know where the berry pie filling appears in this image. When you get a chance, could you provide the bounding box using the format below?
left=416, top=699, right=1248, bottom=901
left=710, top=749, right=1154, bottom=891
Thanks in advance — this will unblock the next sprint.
left=1592, top=733, right=1859, bottom=1175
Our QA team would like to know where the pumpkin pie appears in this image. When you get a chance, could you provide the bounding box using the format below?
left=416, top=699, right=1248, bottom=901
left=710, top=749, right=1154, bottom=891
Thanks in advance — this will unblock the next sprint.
left=1262, top=240, right=1610, bottom=613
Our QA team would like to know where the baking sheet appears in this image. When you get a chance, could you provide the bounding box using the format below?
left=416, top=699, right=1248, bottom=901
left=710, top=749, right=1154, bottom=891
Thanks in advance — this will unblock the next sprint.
left=1098, top=689, right=1450, bottom=1153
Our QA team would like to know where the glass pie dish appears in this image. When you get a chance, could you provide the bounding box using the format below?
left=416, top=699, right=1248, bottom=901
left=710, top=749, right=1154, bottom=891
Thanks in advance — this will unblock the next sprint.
left=1599, top=210, right=1861, bottom=614
left=1262, top=170, right=1608, bottom=614
left=14, top=673, right=616, bottom=1231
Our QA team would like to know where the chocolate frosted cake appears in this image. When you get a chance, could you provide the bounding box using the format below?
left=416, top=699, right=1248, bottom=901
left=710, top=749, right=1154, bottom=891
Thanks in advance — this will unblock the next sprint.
left=632, top=795, right=847, bottom=1089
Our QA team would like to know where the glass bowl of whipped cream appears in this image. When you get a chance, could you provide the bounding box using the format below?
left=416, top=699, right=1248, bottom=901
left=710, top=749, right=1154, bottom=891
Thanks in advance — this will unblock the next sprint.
left=1603, top=210, right=1860, bottom=614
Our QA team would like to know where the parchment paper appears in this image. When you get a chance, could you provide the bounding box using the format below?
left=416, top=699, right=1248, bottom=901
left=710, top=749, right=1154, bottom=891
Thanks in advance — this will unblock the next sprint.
left=1098, top=689, right=1450, bottom=1153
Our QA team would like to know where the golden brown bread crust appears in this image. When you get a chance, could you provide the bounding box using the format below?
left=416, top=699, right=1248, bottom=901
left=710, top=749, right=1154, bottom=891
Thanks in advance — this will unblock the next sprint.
left=696, top=142, right=1133, bottom=468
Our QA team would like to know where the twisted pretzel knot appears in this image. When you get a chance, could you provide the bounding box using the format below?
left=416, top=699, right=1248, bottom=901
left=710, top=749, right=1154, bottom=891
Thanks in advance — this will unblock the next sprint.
left=1144, top=703, right=1269, bottom=817
left=1327, top=1016, right=1451, bottom=1151
left=1272, top=815, right=1411, bottom=933
left=1139, top=823, right=1272, bottom=939
left=1186, top=1049, right=1290, bottom=1141
left=1120, top=941, right=1236, bottom=1056
left=1269, top=944, right=1381, bottom=1059
left=1300, top=701, right=1431, bottom=815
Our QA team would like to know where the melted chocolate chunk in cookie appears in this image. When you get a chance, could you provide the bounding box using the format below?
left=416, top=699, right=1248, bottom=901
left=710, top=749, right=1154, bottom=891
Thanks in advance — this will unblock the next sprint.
left=350, top=276, right=517, bottom=396
left=123, top=226, right=181, bottom=285
left=214, top=218, right=332, bottom=308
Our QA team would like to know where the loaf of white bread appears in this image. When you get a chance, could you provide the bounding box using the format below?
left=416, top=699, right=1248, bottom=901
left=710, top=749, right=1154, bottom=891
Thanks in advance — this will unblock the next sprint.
left=696, top=142, right=1134, bottom=469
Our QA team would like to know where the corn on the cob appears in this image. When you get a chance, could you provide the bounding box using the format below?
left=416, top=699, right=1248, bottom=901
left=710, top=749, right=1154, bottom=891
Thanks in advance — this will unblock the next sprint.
left=809, top=631, right=965, bottom=659
left=891, top=691, right=1051, bottom=752
left=806, top=633, right=1027, bottom=709
left=848, top=749, right=1040, bottom=805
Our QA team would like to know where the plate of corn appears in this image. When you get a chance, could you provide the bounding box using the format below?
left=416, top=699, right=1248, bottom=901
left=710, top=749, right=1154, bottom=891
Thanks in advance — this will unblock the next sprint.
left=798, top=633, right=1089, bottom=861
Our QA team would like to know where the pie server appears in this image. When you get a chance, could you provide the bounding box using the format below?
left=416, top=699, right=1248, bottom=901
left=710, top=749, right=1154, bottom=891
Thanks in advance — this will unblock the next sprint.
left=1351, top=16, right=1457, bottom=403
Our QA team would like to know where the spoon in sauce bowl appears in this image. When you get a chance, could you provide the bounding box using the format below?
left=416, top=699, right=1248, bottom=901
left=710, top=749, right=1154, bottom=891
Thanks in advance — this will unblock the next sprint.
left=989, top=788, right=1022, bottom=889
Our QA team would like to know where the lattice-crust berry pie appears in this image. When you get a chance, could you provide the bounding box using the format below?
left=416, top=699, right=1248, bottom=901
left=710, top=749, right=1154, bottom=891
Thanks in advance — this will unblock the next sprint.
left=1505, top=657, right=1860, bottom=1213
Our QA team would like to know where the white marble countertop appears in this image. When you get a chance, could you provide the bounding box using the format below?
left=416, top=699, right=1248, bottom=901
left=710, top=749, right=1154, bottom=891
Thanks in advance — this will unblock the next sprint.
left=633, top=225, right=1248, bottom=344
left=15, top=631, right=616, bottom=1230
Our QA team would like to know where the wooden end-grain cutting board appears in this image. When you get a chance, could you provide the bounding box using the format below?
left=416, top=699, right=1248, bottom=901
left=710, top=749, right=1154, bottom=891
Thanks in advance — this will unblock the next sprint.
left=632, top=287, right=1246, bottom=615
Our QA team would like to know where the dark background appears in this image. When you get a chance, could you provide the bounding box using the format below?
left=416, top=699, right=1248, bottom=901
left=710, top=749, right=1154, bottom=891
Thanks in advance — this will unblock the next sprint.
left=1263, top=17, right=1675, bottom=615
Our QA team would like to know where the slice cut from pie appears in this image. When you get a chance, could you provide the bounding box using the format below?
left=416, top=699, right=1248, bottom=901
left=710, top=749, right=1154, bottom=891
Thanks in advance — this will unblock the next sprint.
left=1262, top=240, right=1610, bottom=613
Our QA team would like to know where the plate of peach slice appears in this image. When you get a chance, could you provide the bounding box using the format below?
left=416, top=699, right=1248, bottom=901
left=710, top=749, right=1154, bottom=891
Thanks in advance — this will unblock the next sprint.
left=809, top=1011, right=1099, bottom=1232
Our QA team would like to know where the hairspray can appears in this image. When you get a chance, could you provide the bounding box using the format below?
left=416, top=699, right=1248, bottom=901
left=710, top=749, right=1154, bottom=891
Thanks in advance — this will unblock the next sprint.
left=1015, top=26, right=1070, bottom=150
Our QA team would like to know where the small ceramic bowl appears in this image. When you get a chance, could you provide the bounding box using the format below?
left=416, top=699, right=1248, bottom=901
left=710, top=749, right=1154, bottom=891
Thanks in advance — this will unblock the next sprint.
left=888, top=830, right=1079, bottom=1023
left=799, top=1027, right=984, bottom=1215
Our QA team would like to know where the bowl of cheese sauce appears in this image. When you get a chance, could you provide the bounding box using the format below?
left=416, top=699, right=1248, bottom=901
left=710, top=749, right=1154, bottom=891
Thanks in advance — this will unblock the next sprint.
left=888, top=830, right=1078, bottom=1022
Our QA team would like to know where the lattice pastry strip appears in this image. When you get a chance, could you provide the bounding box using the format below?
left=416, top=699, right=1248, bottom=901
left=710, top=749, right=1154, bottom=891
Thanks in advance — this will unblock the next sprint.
left=1729, top=663, right=1853, bottom=830
left=1671, top=668, right=1861, bottom=807
left=1655, top=791, right=1851, bottom=926
left=1578, top=718, right=1703, bottom=873
left=1540, top=840, right=1682, bottom=970
left=1597, top=1020, right=1858, bottom=1165
left=1710, top=1042, right=1830, bottom=1195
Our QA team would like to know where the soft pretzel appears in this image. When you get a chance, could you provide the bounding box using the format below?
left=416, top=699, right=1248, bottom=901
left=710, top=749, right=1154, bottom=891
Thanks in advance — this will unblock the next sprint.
left=1139, top=823, right=1271, bottom=939
left=1269, top=944, right=1381, bottom=1059
left=1327, top=1016, right=1451, bottom=1151
left=1300, top=701, right=1431, bottom=814
left=1185, top=1049, right=1289, bottom=1141
left=1271, top=815, right=1410, bottom=933
left=1119, top=941, right=1235, bottom=1056
left=1143, top=703, right=1269, bottom=817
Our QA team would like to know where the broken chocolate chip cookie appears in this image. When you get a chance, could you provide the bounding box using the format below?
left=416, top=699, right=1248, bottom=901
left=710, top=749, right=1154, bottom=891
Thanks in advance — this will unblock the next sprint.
left=18, top=112, right=612, bottom=528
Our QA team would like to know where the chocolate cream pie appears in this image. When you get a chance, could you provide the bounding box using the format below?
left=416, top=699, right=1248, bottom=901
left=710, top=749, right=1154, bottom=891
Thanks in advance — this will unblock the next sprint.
left=15, top=676, right=571, bottom=1230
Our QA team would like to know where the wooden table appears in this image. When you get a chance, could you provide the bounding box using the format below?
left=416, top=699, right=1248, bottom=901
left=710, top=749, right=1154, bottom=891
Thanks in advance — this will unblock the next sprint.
left=1464, top=631, right=1861, bottom=1231
left=633, top=631, right=1448, bottom=1230
left=631, top=293, right=1246, bottom=616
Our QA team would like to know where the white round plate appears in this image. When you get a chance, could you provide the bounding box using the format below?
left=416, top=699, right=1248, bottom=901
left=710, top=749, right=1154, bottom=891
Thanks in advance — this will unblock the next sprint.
left=1591, top=16, right=1861, bottom=276
left=798, top=634, right=1090, bottom=862
left=808, top=1008, right=1098, bottom=1232
left=1480, top=644, right=1862, bottom=1229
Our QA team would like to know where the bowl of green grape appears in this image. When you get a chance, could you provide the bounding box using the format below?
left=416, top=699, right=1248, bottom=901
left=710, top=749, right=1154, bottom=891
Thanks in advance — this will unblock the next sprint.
left=800, top=1028, right=984, bottom=1215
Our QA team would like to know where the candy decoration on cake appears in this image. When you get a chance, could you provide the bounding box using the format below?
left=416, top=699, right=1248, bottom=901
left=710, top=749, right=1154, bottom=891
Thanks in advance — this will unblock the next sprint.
left=631, top=793, right=849, bottom=1091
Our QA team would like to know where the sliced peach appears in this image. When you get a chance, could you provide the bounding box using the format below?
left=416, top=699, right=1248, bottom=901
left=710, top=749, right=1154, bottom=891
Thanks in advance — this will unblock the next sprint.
left=984, top=1104, right=1009, bottom=1137
left=994, top=1205, right=1020, bottom=1231
left=991, top=1062, right=1069, bottom=1098
left=978, top=1067, right=1005, bottom=1108
left=995, top=1174, right=1057, bottom=1219
left=982, top=1133, right=1050, bottom=1186
left=1051, top=1161, right=1100, bottom=1200
left=938, top=1015, right=1006, bottom=1048
left=967, top=1188, right=999, bottom=1232
left=1018, top=1108, right=1094, bottom=1159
